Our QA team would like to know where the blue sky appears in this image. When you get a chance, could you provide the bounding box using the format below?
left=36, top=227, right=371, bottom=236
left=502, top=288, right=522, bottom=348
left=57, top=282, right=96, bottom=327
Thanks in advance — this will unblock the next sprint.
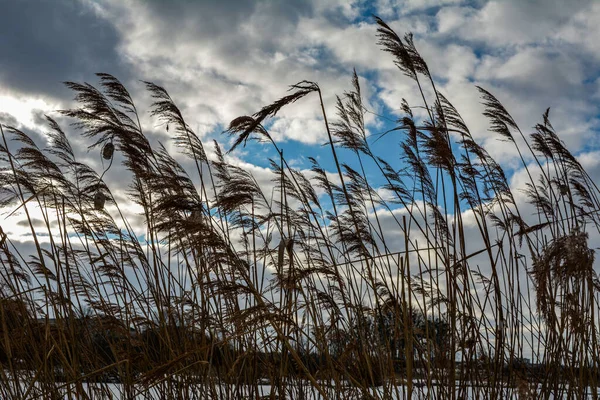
left=2, top=0, right=600, bottom=240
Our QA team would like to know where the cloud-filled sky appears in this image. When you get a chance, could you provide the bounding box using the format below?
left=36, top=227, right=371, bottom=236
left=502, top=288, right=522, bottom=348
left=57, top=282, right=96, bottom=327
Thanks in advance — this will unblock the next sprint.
left=2, top=0, right=600, bottom=250
left=2, top=0, right=600, bottom=152
left=2, top=1, right=600, bottom=364
left=1, top=0, right=600, bottom=355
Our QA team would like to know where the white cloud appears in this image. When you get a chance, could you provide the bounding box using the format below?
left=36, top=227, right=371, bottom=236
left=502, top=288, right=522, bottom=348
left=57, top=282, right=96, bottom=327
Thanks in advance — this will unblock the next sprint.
left=557, top=3, right=600, bottom=60
left=377, top=0, right=465, bottom=17
left=437, top=1, right=592, bottom=47
left=0, top=94, right=57, bottom=132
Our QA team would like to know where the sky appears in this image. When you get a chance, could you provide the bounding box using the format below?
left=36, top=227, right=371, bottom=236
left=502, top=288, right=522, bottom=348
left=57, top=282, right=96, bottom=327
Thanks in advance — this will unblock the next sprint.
left=2, top=0, right=600, bottom=361
left=2, top=0, right=600, bottom=160
left=2, top=1, right=600, bottom=280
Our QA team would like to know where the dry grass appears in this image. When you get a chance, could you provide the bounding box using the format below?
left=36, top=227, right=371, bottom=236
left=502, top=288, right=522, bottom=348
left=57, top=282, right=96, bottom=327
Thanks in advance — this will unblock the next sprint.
left=0, top=16, right=599, bottom=399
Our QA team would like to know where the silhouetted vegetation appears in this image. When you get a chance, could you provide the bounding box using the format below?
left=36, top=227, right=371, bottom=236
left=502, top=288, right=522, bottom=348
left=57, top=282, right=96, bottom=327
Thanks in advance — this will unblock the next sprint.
left=0, top=16, right=599, bottom=399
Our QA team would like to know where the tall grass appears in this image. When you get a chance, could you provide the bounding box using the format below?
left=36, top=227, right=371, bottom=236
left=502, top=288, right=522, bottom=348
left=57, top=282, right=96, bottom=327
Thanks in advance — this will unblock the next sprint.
left=0, top=17, right=599, bottom=399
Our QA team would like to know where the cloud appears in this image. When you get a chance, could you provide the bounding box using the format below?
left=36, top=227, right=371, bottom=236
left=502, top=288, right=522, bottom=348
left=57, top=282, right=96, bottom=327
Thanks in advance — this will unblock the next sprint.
left=81, top=0, right=419, bottom=150
left=557, top=3, right=600, bottom=61
left=437, top=1, right=592, bottom=47
left=365, top=0, right=600, bottom=167
left=3, top=0, right=596, bottom=165
left=0, top=94, right=58, bottom=132
left=376, top=0, right=466, bottom=17
left=0, top=0, right=129, bottom=101
left=0, top=111, right=17, bottom=127
left=0, top=1, right=599, bottom=258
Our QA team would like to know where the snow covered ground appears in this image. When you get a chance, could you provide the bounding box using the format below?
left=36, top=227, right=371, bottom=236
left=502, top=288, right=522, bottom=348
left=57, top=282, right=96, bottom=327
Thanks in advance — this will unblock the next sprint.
left=2, top=379, right=598, bottom=400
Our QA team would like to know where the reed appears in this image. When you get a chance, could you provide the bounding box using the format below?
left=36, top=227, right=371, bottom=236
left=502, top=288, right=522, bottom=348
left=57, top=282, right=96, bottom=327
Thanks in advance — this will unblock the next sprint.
left=0, top=16, right=598, bottom=399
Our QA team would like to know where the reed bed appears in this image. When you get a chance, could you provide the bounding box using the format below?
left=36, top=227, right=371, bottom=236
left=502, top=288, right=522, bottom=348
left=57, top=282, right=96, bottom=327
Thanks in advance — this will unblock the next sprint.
left=0, top=17, right=598, bottom=399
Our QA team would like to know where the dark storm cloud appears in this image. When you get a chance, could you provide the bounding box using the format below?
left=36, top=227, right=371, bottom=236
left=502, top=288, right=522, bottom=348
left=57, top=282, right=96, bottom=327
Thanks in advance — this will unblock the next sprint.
left=0, top=0, right=128, bottom=99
